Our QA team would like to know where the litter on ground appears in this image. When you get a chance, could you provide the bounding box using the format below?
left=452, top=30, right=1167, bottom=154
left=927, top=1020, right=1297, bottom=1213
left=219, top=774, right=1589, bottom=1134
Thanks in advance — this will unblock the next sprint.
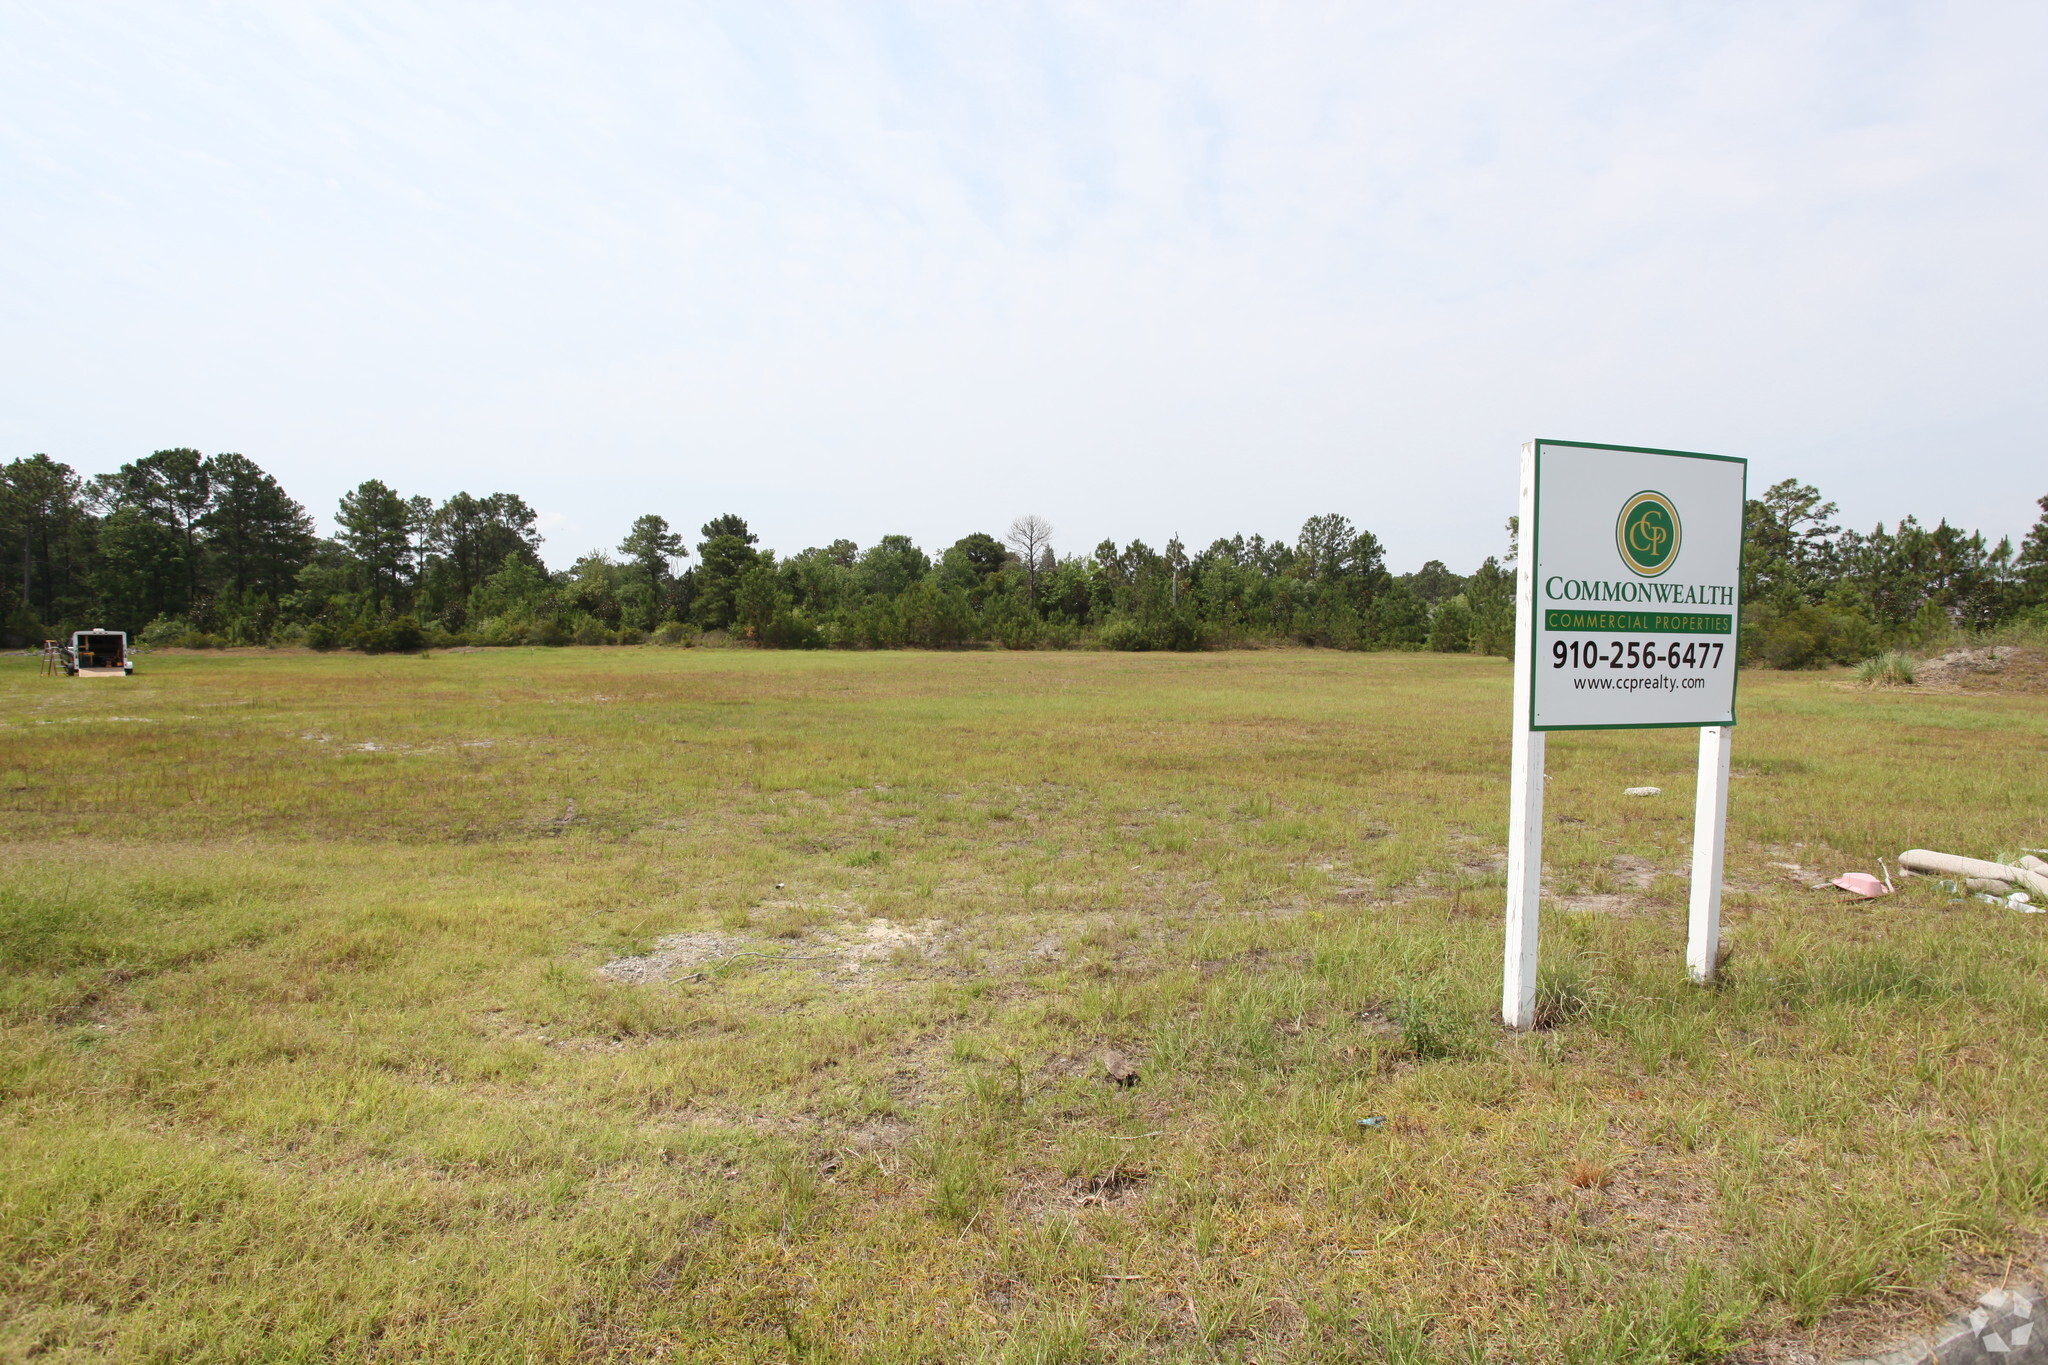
left=1900, top=848, right=2048, bottom=900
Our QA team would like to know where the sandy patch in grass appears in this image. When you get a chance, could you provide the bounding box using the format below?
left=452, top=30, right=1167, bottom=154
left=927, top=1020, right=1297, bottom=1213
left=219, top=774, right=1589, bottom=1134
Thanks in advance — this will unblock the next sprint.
left=597, top=917, right=948, bottom=985
left=1549, top=854, right=1677, bottom=913
left=839, top=915, right=948, bottom=968
left=597, top=930, right=749, bottom=983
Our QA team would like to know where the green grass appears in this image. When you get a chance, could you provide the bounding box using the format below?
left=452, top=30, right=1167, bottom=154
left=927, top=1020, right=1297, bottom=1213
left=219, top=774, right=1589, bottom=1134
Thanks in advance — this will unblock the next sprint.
left=2, top=646, right=2045, bottom=1363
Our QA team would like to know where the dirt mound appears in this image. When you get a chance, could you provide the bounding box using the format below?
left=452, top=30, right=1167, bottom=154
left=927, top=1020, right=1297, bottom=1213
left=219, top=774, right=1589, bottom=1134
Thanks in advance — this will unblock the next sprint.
left=1912, top=646, right=2048, bottom=693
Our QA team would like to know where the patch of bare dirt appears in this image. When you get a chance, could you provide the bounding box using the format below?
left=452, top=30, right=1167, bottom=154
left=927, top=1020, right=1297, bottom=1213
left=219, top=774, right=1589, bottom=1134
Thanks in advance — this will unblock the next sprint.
left=1600, top=1158, right=1726, bottom=1257
left=1912, top=646, right=2048, bottom=693
left=1609, top=854, right=1659, bottom=888
left=879, top=1032, right=956, bottom=1109
left=1068, top=1167, right=1149, bottom=1205
left=1547, top=854, right=1680, bottom=913
left=595, top=917, right=948, bottom=986
left=597, top=931, right=748, bottom=983
left=1008, top=1156, right=1161, bottom=1219
left=1553, top=892, right=1639, bottom=915
left=841, top=1117, right=917, bottom=1154
left=836, top=917, right=947, bottom=973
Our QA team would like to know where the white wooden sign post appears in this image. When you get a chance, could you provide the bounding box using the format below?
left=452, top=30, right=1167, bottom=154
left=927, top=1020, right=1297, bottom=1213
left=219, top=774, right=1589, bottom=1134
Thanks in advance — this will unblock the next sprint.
left=1503, top=439, right=1747, bottom=1030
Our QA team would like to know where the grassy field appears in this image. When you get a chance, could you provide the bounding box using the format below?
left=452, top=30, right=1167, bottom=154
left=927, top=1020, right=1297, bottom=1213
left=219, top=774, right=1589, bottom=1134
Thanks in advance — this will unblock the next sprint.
left=3, top=646, right=2046, bottom=1364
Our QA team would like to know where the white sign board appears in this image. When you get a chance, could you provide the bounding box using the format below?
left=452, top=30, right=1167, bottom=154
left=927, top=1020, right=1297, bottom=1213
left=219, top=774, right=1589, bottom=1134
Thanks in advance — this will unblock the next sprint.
left=1528, top=441, right=1746, bottom=731
left=1502, top=439, right=1747, bottom=1030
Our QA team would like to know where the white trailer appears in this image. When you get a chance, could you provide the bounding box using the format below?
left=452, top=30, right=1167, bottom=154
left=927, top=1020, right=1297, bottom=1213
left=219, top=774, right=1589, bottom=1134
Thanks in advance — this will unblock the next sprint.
left=55, top=629, right=135, bottom=676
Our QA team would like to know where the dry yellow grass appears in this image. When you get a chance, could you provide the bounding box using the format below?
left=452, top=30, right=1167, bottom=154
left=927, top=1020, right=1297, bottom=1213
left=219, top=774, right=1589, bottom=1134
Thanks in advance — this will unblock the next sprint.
left=2, top=646, right=2045, bottom=1363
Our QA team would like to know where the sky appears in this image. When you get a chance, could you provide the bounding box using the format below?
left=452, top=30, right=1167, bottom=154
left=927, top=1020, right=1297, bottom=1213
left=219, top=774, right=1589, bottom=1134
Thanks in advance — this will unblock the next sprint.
left=4, top=1, right=2045, bottom=572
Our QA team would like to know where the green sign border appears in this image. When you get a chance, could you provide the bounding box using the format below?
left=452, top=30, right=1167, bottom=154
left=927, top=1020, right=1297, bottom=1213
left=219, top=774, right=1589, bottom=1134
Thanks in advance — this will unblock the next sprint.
left=1528, top=440, right=1747, bottom=732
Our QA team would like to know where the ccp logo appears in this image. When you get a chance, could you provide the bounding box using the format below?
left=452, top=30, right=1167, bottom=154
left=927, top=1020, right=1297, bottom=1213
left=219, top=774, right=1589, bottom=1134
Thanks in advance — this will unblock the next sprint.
left=1616, top=491, right=1681, bottom=577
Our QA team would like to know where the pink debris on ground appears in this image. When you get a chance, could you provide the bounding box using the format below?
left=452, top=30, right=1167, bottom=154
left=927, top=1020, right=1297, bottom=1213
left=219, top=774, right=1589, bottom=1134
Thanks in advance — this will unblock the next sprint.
left=1831, top=872, right=1890, bottom=898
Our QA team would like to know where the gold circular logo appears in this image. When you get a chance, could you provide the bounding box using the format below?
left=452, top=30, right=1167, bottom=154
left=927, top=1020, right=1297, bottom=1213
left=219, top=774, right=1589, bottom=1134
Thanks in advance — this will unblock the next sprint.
left=1616, top=491, right=1681, bottom=577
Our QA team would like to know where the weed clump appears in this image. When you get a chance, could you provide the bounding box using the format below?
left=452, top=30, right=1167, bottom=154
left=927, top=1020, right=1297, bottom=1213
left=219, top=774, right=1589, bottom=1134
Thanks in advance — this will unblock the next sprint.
left=1854, top=649, right=1917, bottom=686
left=1533, top=959, right=1607, bottom=1029
left=1394, top=989, right=1479, bottom=1060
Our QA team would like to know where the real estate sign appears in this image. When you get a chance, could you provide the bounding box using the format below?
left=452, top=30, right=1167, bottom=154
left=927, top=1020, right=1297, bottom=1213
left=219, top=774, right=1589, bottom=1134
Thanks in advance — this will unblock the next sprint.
left=1503, top=438, right=1748, bottom=1029
left=1527, top=441, right=1747, bottom=731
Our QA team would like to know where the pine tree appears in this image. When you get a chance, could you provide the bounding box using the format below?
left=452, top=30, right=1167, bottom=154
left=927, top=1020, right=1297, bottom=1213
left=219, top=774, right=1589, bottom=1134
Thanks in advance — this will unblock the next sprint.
left=2017, top=495, right=2048, bottom=608
left=203, top=454, right=315, bottom=604
left=336, top=480, right=414, bottom=613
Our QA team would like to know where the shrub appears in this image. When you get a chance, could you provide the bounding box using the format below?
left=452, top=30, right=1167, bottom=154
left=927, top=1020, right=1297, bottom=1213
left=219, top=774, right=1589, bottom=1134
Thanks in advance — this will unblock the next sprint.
left=1365, top=586, right=1430, bottom=648
left=982, top=596, right=1041, bottom=650
left=847, top=598, right=905, bottom=649
left=1035, top=618, right=1081, bottom=649
left=1743, top=603, right=1882, bottom=669
left=467, top=616, right=525, bottom=646
left=899, top=583, right=973, bottom=647
left=1096, top=616, right=1155, bottom=652
left=1428, top=597, right=1474, bottom=653
left=137, top=617, right=192, bottom=649
left=137, top=618, right=224, bottom=650
left=354, top=616, right=425, bottom=654
left=1094, top=613, right=1209, bottom=652
left=1854, top=650, right=1916, bottom=686
left=760, top=611, right=824, bottom=649
left=1155, top=609, right=1211, bottom=652
left=652, top=621, right=700, bottom=647
left=1289, top=598, right=1363, bottom=649
left=1394, top=987, right=1477, bottom=1059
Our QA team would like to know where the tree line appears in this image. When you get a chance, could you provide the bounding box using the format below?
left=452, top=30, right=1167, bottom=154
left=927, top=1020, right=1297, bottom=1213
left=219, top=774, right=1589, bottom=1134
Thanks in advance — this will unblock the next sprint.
left=1741, top=480, right=2048, bottom=665
left=4, top=449, right=2045, bottom=662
